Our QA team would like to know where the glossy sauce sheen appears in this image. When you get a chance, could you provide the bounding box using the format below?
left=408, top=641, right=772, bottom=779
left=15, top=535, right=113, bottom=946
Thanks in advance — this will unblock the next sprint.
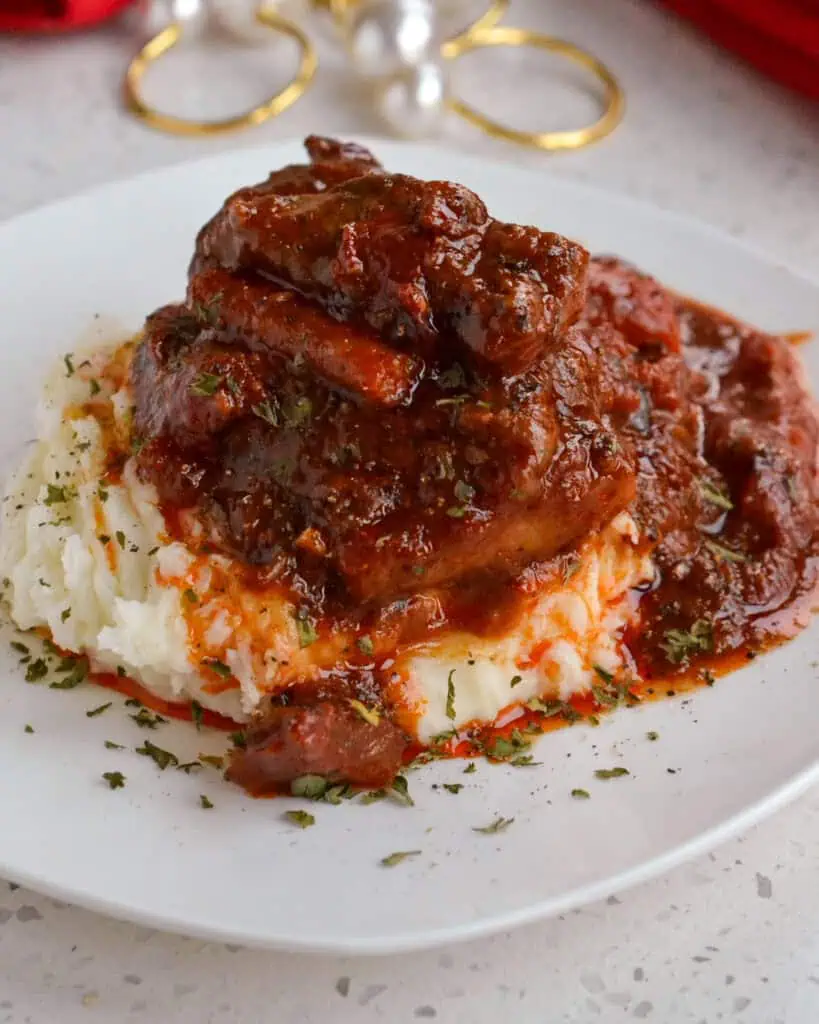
left=126, top=137, right=818, bottom=793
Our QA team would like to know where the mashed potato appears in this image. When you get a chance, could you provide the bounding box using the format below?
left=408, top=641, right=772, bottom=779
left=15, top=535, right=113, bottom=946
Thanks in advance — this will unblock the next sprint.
left=0, top=342, right=654, bottom=741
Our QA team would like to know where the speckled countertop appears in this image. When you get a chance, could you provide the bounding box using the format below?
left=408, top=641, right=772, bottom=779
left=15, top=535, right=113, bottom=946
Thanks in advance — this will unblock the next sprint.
left=1, top=1, right=818, bottom=1021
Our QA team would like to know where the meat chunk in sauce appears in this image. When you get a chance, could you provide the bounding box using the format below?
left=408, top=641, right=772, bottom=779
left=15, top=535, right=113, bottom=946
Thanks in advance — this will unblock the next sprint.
left=227, top=700, right=409, bottom=793
left=193, top=145, right=588, bottom=377
left=134, top=282, right=638, bottom=603
left=633, top=301, right=819, bottom=670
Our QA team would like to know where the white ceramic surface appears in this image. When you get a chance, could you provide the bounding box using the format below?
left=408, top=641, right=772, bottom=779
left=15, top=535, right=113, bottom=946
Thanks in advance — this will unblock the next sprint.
left=0, top=140, right=817, bottom=955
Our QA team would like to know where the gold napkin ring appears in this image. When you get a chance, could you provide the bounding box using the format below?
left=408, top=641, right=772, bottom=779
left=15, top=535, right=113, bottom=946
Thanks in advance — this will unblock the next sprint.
left=124, top=6, right=318, bottom=138
left=441, top=25, right=625, bottom=152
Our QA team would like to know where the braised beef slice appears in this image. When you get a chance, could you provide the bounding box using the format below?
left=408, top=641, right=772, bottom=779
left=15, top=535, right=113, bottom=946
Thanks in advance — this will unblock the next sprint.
left=188, top=266, right=421, bottom=408
left=193, top=161, right=588, bottom=377
left=226, top=700, right=408, bottom=792
left=134, top=286, right=638, bottom=603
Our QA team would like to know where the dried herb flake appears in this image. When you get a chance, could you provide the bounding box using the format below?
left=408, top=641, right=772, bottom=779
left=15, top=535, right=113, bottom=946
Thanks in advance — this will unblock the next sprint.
left=380, top=850, right=421, bottom=868
left=473, top=816, right=515, bottom=835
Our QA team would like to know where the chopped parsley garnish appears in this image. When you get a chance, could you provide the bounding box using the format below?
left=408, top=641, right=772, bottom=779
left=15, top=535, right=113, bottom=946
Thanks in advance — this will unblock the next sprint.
left=135, top=740, right=179, bottom=770
left=194, top=292, right=223, bottom=326
left=429, top=728, right=459, bottom=751
left=199, top=794, right=214, bottom=809
left=191, top=700, right=204, bottom=731
left=380, top=850, right=421, bottom=868
left=49, top=661, right=86, bottom=689
left=486, top=736, right=519, bottom=759
left=24, top=724, right=34, bottom=734
left=115, top=530, right=126, bottom=550
left=348, top=699, right=380, bottom=726
left=294, top=611, right=317, bottom=648
left=284, top=809, right=315, bottom=829
left=44, top=483, right=74, bottom=506
left=104, top=740, right=124, bottom=750
left=190, top=372, right=223, bottom=397
left=463, top=762, right=477, bottom=774
left=285, top=775, right=353, bottom=806
left=199, top=754, right=225, bottom=770
left=360, top=789, right=387, bottom=805
left=102, top=771, right=125, bottom=789
left=593, top=664, right=615, bottom=684
left=24, top=659, right=48, bottom=684
left=129, top=708, right=166, bottom=729
left=89, top=378, right=101, bottom=396
left=97, top=534, right=111, bottom=545
left=284, top=395, right=313, bottom=427
left=660, top=619, right=713, bottom=664
left=64, top=353, right=75, bottom=376
left=359, top=778, right=414, bottom=807
left=290, top=774, right=329, bottom=800
left=509, top=674, right=522, bottom=688
left=473, top=816, right=515, bottom=835
left=251, top=400, right=279, bottom=426
left=323, top=783, right=353, bottom=805
left=11, top=641, right=29, bottom=655
left=203, top=658, right=232, bottom=679
left=86, top=702, right=112, bottom=718
left=445, top=506, right=467, bottom=519
left=699, top=479, right=733, bottom=511
left=594, top=767, right=630, bottom=779
left=230, top=731, right=246, bottom=749
left=511, top=754, right=540, bottom=767
left=453, top=480, right=475, bottom=504
left=571, top=788, right=590, bottom=799
left=705, top=539, right=748, bottom=564
left=97, top=482, right=109, bottom=503
left=183, top=588, right=198, bottom=604
left=442, top=783, right=463, bottom=794
left=389, top=775, right=414, bottom=807
left=445, top=669, right=456, bottom=721
left=177, top=762, right=201, bottom=774
left=526, top=696, right=566, bottom=717
left=646, top=730, right=659, bottom=741
left=60, top=608, right=71, bottom=623
left=592, top=674, right=637, bottom=709
left=485, top=729, right=532, bottom=761
left=356, top=635, right=374, bottom=657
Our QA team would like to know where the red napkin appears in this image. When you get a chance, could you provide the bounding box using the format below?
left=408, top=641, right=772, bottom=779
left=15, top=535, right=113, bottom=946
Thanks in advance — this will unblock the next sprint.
left=0, top=0, right=133, bottom=31
left=658, top=0, right=819, bottom=99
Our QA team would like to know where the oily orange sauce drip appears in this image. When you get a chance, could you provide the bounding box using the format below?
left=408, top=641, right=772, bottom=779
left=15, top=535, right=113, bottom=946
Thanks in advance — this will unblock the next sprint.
left=90, top=669, right=240, bottom=732
left=402, top=641, right=786, bottom=768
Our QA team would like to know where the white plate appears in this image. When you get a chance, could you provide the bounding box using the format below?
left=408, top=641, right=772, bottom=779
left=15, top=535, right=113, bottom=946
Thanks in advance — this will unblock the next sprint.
left=0, top=139, right=818, bottom=956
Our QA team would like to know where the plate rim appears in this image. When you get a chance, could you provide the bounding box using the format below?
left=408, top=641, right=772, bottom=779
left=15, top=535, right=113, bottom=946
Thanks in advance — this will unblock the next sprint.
left=0, top=757, right=816, bottom=955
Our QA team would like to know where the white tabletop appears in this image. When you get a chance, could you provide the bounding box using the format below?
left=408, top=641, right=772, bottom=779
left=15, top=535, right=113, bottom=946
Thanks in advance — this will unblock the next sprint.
left=1, top=1, right=819, bottom=1021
